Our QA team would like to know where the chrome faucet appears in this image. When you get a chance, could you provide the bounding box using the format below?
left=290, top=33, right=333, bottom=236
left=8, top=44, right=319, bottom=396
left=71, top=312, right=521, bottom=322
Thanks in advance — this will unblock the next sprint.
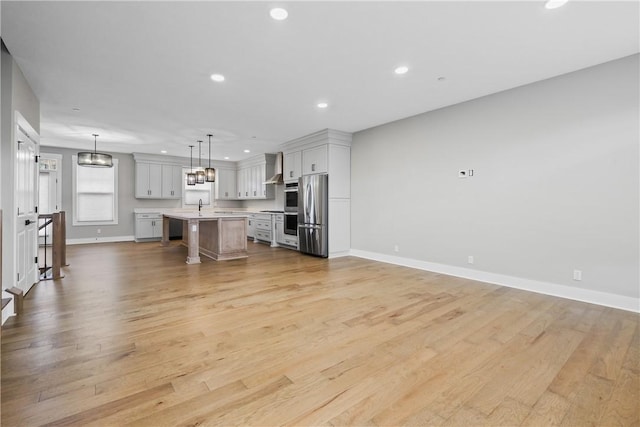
left=198, top=199, right=203, bottom=213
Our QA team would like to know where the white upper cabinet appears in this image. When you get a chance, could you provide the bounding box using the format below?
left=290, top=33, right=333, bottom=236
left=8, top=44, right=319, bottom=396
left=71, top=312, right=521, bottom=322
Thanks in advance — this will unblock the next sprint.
left=135, top=162, right=162, bottom=198
left=235, top=154, right=276, bottom=200
left=215, top=168, right=236, bottom=200
left=161, top=164, right=182, bottom=199
left=284, top=151, right=302, bottom=182
left=302, top=145, right=328, bottom=175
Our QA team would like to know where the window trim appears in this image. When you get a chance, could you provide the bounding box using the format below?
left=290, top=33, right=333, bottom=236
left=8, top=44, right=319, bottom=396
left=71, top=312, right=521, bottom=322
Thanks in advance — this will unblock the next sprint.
left=72, top=155, right=119, bottom=226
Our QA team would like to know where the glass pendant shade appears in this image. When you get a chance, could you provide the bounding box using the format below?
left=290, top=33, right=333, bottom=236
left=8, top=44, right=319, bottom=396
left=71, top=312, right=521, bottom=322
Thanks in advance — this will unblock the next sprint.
left=77, top=151, right=113, bottom=167
left=205, top=167, right=216, bottom=182
left=77, top=134, right=113, bottom=167
left=205, top=134, right=215, bottom=182
left=186, top=172, right=197, bottom=186
left=195, top=140, right=205, bottom=184
left=186, top=144, right=196, bottom=185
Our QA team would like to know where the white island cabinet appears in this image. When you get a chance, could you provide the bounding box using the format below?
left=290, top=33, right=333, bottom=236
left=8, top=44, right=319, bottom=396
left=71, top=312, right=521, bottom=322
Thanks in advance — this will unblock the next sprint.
left=161, top=212, right=248, bottom=264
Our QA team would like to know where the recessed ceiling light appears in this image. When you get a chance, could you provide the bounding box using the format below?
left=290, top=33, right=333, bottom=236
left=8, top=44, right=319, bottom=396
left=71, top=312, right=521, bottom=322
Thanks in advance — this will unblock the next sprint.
left=317, top=102, right=328, bottom=109
left=72, top=107, right=80, bottom=112
left=224, top=156, right=230, bottom=160
left=244, top=149, right=251, bottom=153
left=210, top=73, right=225, bottom=82
left=270, top=8, right=288, bottom=20
left=545, top=0, right=568, bottom=9
left=160, top=150, right=167, bottom=154
left=394, top=66, right=409, bottom=75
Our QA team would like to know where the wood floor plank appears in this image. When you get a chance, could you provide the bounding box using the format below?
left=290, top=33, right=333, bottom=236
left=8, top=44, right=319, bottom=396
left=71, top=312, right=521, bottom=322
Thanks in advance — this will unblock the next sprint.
left=598, top=368, right=640, bottom=426
left=559, top=373, right=615, bottom=426
left=589, top=317, right=637, bottom=381
left=520, top=390, right=571, bottom=426
left=1, top=241, right=637, bottom=426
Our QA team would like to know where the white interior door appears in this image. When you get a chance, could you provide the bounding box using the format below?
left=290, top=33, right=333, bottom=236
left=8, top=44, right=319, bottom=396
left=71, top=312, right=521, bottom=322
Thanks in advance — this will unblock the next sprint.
left=16, top=125, right=39, bottom=293
left=38, top=154, right=62, bottom=243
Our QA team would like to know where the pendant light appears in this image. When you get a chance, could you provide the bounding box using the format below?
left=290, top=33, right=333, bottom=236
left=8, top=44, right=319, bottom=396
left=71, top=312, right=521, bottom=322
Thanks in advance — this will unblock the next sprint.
left=186, top=145, right=196, bottom=186
left=205, top=134, right=216, bottom=182
left=196, top=140, right=205, bottom=184
left=77, top=134, right=113, bottom=167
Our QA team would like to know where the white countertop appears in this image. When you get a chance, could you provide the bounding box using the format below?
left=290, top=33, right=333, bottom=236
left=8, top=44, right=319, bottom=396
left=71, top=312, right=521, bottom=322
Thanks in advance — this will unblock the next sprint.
left=134, top=208, right=284, bottom=216
left=162, top=211, right=249, bottom=220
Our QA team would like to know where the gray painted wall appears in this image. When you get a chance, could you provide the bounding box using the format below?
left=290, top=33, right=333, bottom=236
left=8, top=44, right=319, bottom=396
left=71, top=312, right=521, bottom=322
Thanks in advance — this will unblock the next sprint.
left=351, top=54, right=639, bottom=300
left=1, top=41, right=40, bottom=300
left=40, top=147, right=181, bottom=240
left=38, top=147, right=288, bottom=239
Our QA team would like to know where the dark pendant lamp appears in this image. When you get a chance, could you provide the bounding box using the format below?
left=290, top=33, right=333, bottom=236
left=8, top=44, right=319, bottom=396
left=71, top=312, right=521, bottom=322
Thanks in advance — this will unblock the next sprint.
left=205, top=134, right=216, bottom=182
left=186, top=145, right=196, bottom=186
left=77, top=134, right=113, bottom=167
left=196, top=140, right=205, bottom=184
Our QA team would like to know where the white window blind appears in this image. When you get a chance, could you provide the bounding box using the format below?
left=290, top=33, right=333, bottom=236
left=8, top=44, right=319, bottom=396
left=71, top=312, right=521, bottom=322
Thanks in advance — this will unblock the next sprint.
left=72, top=156, right=119, bottom=225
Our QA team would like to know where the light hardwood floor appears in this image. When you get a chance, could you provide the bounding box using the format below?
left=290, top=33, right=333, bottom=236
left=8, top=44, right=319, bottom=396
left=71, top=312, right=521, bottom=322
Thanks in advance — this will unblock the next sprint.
left=1, top=241, right=638, bottom=426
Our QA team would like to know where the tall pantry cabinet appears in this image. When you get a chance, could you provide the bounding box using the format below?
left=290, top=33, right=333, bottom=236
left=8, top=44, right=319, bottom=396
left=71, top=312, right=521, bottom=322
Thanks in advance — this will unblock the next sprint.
left=281, top=129, right=351, bottom=257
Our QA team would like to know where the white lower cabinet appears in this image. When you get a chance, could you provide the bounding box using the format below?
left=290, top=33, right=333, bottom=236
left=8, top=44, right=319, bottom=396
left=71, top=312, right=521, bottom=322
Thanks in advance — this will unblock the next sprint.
left=275, top=214, right=298, bottom=248
left=251, top=213, right=277, bottom=247
left=275, top=214, right=285, bottom=245
left=135, top=213, right=163, bottom=241
left=247, top=215, right=256, bottom=239
left=254, top=215, right=273, bottom=244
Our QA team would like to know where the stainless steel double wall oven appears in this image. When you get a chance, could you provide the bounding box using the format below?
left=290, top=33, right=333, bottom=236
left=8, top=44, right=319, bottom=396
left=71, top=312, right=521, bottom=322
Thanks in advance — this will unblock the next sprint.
left=284, top=182, right=298, bottom=236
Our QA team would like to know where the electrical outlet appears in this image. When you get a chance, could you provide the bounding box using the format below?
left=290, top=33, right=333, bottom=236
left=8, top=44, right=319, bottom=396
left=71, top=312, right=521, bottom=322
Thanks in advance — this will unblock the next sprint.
left=468, top=255, right=474, bottom=264
left=573, top=270, right=582, bottom=281
left=394, top=245, right=399, bottom=253
left=97, top=229, right=101, bottom=234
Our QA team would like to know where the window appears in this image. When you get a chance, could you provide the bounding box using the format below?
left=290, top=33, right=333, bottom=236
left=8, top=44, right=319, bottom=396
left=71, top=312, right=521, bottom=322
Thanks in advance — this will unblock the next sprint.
left=72, top=156, right=119, bottom=225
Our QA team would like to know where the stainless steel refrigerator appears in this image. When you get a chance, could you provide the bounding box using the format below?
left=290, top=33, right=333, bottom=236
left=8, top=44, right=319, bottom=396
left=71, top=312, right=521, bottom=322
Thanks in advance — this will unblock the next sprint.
left=298, top=174, right=328, bottom=257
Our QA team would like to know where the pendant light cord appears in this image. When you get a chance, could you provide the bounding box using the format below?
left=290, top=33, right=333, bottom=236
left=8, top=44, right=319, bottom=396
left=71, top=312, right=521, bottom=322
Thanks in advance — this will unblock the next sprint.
left=207, top=134, right=213, bottom=167
left=189, top=145, right=194, bottom=172
left=93, top=134, right=99, bottom=153
left=198, top=140, right=203, bottom=167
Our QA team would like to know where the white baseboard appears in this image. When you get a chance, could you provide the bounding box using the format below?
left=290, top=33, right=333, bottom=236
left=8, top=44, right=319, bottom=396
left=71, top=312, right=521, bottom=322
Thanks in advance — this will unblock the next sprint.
left=329, top=250, right=351, bottom=259
left=67, top=235, right=135, bottom=245
left=349, top=249, right=639, bottom=313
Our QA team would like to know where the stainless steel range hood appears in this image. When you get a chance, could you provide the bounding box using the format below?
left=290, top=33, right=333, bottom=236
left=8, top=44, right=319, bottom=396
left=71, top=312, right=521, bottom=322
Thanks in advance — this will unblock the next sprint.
left=265, top=151, right=284, bottom=184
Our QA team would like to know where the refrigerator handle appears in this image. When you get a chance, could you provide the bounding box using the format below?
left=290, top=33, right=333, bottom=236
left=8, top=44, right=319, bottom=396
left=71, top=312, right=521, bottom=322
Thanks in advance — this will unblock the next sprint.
left=299, top=224, right=321, bottom=230
left=305, top=181, right=312, bottom=219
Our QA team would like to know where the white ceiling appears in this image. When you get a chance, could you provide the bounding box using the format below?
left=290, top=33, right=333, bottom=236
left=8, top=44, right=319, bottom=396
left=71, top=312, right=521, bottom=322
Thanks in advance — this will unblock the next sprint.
left=2, top=1, right=638, bottom=161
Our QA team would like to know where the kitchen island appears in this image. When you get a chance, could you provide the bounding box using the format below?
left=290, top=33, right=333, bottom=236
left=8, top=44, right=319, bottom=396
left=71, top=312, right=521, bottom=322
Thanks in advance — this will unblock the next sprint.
left=161, top=212, right=248, bottom=264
